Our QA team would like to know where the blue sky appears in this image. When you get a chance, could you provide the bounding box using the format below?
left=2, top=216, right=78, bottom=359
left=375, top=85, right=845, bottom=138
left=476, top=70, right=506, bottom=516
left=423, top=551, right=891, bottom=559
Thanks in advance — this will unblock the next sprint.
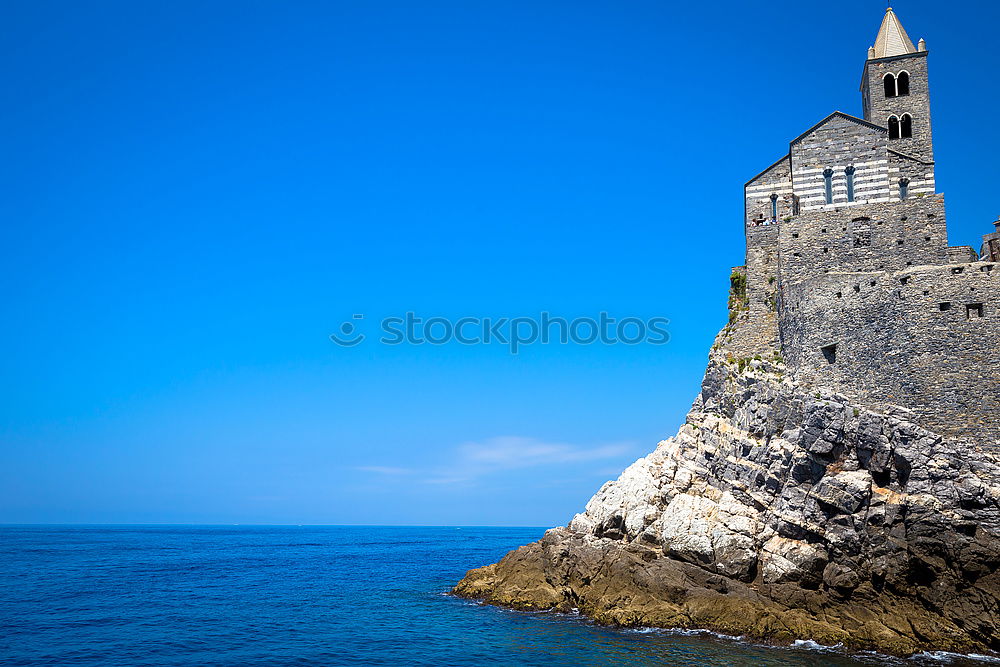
left=1, top=0, right=997, bottom=525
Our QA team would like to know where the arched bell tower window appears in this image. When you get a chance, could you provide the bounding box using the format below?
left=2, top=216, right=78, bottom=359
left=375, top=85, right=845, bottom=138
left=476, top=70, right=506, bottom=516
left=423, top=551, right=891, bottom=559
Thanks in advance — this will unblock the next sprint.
left=884, top=73, right=897, bottom=98
left=888, top=115, right=900, bottom=139
left=769, top=193, right=778, bottom=221
left=899, top=178, right=910, bottom=200
left=900, top=114, right=913, bottom=138
left=845, top=166, right=856, bottom=202
left=823, top=168, right=834, bottom=204
left=896, top=71, right=910, bottom=96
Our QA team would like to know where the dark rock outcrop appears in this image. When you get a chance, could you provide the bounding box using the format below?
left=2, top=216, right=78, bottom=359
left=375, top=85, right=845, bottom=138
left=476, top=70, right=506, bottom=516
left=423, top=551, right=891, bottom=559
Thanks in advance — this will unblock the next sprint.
left=453, top=356, right=1000, bottom=656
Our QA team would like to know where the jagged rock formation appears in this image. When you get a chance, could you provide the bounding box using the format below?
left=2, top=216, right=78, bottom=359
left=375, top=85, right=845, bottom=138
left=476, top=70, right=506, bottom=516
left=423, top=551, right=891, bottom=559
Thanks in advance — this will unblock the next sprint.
left=454, top=351, right=1000, bottom=655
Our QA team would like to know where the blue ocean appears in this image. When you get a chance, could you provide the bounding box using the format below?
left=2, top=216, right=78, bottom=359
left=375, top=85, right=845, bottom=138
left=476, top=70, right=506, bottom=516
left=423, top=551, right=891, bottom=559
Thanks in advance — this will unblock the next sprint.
left=0, top=526, right=992, bottom=666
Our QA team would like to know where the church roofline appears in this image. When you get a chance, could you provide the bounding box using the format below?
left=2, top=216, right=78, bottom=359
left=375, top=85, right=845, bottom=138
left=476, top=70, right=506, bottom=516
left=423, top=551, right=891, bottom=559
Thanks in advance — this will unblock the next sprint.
left=744, top=153, right=791, bottom=188
left=788, top=111, right=886, bottom=147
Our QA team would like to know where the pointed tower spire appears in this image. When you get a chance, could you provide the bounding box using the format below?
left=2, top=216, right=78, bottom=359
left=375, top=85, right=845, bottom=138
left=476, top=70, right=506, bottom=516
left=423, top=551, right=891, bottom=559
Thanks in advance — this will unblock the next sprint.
left=871, top=7, right=917, bottom=59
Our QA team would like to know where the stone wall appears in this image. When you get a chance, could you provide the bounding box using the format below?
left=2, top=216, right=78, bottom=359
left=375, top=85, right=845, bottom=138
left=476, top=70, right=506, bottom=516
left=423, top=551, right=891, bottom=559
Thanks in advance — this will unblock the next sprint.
left=983, top=226, right=1000, bottom=261
left=890, top=149, right=936, bottom=199
left=745, top=156, right=793, bottom=225
left=790, top=114, right=889, bottom=213
left=779, top=261, right=1000, bottom=445
left=948, top=246, right=980, bottom=263
left=722, top=226, right=780, bottom=359
left=777, top=195, right=948, bottom=287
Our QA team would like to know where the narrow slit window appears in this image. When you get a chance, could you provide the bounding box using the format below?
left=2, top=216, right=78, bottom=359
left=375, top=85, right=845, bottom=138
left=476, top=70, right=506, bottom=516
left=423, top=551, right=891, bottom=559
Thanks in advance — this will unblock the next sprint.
left=823, top=168, right=834, bottom=204
left=845, top=166, right=856, bottom=202
left=899, top=178, right=909, bottom=200
left=769, top=193, right=778, bottom=221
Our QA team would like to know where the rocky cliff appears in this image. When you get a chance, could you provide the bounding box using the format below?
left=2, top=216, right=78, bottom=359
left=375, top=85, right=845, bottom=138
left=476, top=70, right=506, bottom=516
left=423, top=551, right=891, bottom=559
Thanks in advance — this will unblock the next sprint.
left=453, top=349, right=1000, bottom=656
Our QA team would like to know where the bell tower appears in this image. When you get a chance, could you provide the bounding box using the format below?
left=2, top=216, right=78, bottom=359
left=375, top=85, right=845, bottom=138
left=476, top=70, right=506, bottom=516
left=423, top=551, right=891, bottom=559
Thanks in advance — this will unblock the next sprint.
left=860, top=7, right=933, bottom=162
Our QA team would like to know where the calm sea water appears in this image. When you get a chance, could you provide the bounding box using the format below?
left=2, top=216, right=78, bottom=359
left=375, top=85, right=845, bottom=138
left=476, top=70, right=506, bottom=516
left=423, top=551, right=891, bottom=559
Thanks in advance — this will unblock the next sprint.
left=0, top=526, right=993, bottom=666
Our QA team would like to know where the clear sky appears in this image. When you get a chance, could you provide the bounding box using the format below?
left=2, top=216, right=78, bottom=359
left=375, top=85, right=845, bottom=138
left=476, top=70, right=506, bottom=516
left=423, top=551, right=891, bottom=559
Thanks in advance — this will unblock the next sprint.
left=1, top=0, right=997, bottom=526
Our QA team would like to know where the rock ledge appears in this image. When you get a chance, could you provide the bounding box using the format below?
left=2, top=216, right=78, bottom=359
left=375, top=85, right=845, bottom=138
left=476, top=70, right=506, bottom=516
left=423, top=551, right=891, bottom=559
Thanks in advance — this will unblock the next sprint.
left=453, top=357, right=1000, bottom=656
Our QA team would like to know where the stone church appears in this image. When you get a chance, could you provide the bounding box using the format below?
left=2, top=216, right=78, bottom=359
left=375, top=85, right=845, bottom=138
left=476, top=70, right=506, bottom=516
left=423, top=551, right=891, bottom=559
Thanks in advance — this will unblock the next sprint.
left=731, top=7, right=999, bottom=445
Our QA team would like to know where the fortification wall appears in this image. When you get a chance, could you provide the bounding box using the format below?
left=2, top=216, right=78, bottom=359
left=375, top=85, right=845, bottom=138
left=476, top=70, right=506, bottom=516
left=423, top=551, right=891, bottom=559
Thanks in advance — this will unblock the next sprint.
left=777, top=195, right=948, bottom=287
left=779, top=261, right=1000, bottom=445
left=724, top=226, right=780, bottom=358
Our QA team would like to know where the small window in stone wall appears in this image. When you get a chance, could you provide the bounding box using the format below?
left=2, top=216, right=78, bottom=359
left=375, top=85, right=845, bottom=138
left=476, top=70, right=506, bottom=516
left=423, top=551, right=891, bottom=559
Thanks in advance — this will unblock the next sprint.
left=821, top=344, right=838, bottom=364
left=953, top=267, right=964, bottom=274
left=901, top=114, right=913, bottom=139
left=966, top=303, right=984, bottom=320
left=845, top=166, right=856, bottom=202
left=899, top=178, right=910, bottom=200
left=897, top=71, right=910, bottom=96
left=823, top=169, right=834, bottom=204
left=939, top=302, right=952, bottom=311
left=888, top=116, right=900, bottom=139
left=884, top=73, right=897, bottom=98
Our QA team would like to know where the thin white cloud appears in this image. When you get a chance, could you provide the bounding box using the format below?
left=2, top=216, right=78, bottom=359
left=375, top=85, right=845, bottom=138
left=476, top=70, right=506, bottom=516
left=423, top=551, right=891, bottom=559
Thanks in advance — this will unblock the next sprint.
left=357, top=436, right=634, bottom=485
left=458, top=436, right=631, bottom=469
